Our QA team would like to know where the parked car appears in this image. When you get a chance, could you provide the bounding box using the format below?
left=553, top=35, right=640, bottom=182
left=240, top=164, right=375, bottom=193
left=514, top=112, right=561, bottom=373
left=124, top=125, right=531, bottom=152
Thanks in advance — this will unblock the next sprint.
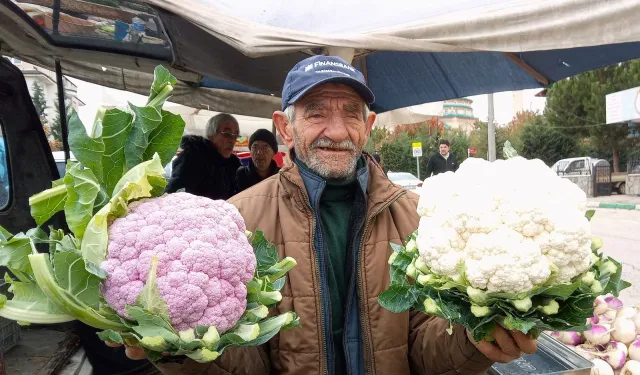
left=52, top=150, right=77, bottom=177
left=551, top=156, right=629, bottom=194
left=387, top=172, right=423, bottom=193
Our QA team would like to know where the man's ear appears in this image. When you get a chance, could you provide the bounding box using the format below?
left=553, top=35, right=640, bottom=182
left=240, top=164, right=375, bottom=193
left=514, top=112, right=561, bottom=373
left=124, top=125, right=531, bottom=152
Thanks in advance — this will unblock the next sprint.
left=364, top=111, right=376, bottom=137
left=273, top=111, right=295, bottom=149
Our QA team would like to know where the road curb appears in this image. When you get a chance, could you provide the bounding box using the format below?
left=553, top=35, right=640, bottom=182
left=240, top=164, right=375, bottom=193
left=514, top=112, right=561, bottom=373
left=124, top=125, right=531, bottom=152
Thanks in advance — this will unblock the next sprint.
left=586, top=201, right=640, bottom=210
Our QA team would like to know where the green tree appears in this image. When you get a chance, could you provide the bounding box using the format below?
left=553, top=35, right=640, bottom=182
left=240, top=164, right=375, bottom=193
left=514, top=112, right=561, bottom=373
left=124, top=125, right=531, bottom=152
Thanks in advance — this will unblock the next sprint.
left=545, top=59, right=640, bottom=171
left=519, top=116, right=579, bottom=166
left=30, top=81, right=48, bottom=123
left=51, top=98, right=71, bottom=145
left=365, top=126, right=390, bottom=153
left=468, top=121, right=523, bottom=160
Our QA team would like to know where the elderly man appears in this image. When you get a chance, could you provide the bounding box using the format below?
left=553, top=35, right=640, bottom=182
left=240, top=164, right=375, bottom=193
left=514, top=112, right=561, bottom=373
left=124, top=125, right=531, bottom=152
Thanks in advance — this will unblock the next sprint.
left=236, top=128, right=281, bottom=192
left=165, top=113, right=241, bottom=200
left=117, top=56, right=536, bottom=374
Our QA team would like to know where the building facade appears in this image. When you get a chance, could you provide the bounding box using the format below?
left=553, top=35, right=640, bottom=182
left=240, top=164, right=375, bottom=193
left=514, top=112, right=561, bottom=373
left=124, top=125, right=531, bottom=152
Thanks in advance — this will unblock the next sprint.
left=7, top=57, right=84, bottom=122
left=440, top=98, right=477, bottom=134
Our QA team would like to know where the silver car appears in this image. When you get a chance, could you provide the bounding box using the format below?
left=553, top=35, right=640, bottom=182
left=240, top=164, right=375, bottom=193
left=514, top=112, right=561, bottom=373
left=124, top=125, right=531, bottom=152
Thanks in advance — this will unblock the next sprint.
left=387, top=172, right=423, bottom=194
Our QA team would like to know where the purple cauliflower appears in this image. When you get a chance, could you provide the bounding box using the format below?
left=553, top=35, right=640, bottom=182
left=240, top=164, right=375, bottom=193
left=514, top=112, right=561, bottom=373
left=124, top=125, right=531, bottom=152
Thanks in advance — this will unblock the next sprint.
left=100, top=192, right=256, bottom=332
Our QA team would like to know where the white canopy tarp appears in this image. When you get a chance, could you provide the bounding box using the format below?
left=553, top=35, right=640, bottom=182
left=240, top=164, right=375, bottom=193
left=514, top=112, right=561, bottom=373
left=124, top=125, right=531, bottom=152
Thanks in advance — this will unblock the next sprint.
left=144, top=0, right=640, bottom=58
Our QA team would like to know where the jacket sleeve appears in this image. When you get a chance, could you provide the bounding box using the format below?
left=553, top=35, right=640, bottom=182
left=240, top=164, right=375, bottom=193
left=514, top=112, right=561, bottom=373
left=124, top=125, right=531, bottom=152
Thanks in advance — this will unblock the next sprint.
left=408, top=311, right=493, bottom=375
left=153, top=346, right=270, bottom=375
left=425, top=155, right=435, bottom=178
left=165, top=150, right=193, bottom=194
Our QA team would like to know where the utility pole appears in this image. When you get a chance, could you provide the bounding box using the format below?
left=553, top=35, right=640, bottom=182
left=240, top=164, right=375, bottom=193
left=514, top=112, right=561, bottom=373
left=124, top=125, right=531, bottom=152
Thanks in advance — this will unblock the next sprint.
left=487, top=93, right=496, bottom=162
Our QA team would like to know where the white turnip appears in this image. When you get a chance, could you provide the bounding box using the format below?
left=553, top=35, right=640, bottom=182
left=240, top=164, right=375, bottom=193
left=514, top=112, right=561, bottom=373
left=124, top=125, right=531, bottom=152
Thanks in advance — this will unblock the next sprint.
left=617, top=307, right=638, bottom=319
left=620, top=360, right=640, bottom=375
left=575, top=344, right=599, bottom=360
left=587, top=342, right=628, bottom=370
left=556, top=331, right=583, bottom=346
left=611, top=318, right=637, bottom=345
left=595, top=296, right=610, bottom=316
left=632, top=312, right=640, bottom=332
left=585, top=324, right=612, bottom=346
left=603, top=309, right=618, bottom=321
left=629, top=339, right=640, bottom=361
left=605, top=296, right=623, bottom=310
left=591, top=358, right=614, bottom=375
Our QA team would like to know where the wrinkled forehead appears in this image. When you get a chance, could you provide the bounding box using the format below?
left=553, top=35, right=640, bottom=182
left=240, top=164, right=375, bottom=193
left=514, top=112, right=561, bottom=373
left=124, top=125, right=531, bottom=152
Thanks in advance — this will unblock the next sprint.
left=296, top=83, right=366, bottom=109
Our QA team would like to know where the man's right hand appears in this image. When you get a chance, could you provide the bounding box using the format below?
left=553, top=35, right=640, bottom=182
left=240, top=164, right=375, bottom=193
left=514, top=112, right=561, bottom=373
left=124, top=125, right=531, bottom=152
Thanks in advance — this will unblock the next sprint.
left=104, top=341, right=149, bottom=360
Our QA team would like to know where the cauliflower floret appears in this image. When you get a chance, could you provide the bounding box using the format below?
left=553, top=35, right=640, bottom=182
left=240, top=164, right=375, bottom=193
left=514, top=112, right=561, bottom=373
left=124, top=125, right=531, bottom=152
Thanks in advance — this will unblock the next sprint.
left=416, top=157, right=592, bottom=294
left=100, top=192, right=256, bottom=332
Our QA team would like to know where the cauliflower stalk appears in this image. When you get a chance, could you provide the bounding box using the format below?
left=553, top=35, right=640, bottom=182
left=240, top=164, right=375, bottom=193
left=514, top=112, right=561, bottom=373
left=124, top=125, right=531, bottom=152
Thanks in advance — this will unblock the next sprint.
left=379, top=141, right=630, bottom=342
left=0, top=66, right=300, bottom=363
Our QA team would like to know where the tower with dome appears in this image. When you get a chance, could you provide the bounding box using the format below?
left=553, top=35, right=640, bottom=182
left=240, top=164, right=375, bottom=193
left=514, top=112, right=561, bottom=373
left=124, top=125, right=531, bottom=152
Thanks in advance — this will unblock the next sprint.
left=440, top=97, right=478, bottom=134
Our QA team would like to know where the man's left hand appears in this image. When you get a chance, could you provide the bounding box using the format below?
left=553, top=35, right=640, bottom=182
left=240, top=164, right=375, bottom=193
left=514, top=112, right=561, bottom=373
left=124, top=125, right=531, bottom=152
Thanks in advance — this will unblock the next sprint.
left=467, top=325, right=537, bottom=363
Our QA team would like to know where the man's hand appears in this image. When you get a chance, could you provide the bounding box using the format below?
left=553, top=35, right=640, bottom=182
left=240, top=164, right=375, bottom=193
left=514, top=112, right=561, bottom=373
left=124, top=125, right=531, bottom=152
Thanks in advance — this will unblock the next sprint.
left=467, top=326, right=537, bottom=363
left=104, top=341, right=154, bottom=361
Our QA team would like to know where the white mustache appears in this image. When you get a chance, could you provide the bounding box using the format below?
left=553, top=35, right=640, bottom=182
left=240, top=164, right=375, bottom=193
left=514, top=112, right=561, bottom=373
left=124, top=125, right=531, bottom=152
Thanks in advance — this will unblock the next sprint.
left=310, top=138, right=356, bottom=151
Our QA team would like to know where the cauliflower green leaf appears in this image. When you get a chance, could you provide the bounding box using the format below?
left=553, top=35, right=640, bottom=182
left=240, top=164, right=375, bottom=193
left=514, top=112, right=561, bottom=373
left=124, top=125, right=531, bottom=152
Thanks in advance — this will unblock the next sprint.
left=144, top=111, right=186, bottom=168
left=68, top=111, right=105, bottom=183
left=29, top=179, right=67, bottom=226
left=147, top=65, right=177, bottom=108
left=99, top=109, right=133, bottom=195
left=124, top=104, right=163, bottom=171
left=379, top=233, right=629, bottom=342
left=63, top=162, right=101, bottom=239
left=252, top=230, right=279, bottom=276
left=136, top=256, right=170, bottom=322
left=52, top=249, right=101, bottom=308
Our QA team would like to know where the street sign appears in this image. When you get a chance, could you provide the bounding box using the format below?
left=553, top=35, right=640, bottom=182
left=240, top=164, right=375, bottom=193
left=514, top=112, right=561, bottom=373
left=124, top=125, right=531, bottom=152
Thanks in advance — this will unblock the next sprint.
left=412, top=142, right=422, bottom=157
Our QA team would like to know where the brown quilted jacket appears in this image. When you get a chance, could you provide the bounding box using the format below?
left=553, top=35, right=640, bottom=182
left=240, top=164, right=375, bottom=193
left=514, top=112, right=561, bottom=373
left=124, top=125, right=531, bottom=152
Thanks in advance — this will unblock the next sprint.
left=154, top=154, right=493, bottom=375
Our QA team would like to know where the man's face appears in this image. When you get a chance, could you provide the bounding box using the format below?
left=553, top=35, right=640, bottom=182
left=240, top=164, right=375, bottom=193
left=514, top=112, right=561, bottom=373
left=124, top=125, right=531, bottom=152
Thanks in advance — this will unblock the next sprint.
left=250, top=140, right=275, bottom=172
left=209, top=121, right=240, bottom=158
left=274, top=84, right=376, bottom=179
left=439, top=144, right=450, bottom=156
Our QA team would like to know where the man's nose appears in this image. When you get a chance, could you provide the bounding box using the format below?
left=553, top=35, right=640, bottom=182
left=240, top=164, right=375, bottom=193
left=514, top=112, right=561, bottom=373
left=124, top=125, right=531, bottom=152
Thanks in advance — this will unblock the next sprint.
left=323, top=116, right=350, bottom=142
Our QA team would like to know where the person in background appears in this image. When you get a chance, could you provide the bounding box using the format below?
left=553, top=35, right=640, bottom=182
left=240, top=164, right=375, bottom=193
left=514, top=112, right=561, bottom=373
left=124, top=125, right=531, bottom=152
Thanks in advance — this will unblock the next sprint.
left=425, top=138, right=458, bottom=177
left=165, top=113, right=241, bottom=200
left=236, top=129, right=280, bottom=192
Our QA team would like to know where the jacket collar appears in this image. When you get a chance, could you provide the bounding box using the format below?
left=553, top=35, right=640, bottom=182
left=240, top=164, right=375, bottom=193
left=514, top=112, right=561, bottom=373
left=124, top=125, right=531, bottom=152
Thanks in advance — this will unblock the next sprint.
left=279, top=150, right=405, bottom=215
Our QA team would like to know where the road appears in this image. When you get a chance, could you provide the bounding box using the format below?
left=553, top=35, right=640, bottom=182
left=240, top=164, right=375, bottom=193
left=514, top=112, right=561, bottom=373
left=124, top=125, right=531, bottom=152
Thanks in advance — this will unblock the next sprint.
left=590, top=208, right=640, bottom=307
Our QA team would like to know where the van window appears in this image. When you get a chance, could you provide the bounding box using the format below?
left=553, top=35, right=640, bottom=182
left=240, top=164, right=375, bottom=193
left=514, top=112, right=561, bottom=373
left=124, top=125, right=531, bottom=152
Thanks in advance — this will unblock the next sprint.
left=0, top=124, right=10, bottom=209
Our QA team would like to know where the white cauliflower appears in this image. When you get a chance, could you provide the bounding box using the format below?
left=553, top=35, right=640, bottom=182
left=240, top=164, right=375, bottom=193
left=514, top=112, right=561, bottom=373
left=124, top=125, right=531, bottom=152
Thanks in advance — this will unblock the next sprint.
left=415, top=155, right=592, bottom=294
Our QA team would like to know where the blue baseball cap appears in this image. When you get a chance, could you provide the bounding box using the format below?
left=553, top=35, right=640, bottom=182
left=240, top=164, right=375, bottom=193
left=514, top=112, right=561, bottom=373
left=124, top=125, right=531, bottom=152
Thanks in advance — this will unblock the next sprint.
left=281, top=55, right=375, bottom=110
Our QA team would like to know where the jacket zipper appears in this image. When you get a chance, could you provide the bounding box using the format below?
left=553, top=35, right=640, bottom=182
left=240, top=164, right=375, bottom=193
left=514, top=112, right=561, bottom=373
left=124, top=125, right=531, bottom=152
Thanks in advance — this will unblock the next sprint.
left=281, top=173, right=329, bottom=375
left=357, top=191, right=406, bottom=375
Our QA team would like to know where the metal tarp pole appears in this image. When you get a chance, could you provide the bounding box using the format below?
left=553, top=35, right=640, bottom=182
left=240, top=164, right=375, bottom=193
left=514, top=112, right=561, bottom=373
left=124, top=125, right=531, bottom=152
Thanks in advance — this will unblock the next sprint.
left=55, top=59, right=71, bottom=162
left=52, top=0, right=61, bottom=35
left=487, top=93, right=496, bottom=162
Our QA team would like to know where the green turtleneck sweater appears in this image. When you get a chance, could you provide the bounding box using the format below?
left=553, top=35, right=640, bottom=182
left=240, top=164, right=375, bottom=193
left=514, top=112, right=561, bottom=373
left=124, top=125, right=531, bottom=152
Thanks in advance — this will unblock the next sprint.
left=321, top=176, right=358, bottom=375
left=298, top=161, right=360, bottom=375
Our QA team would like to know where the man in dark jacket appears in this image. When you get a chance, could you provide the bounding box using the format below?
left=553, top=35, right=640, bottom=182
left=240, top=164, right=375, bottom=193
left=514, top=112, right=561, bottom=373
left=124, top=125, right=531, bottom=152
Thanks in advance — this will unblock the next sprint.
left=425, top=138, right=458, bottom=177
left=165, top=113, right=242, bottom=200
left=236, top=128, right=280, bottom=192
